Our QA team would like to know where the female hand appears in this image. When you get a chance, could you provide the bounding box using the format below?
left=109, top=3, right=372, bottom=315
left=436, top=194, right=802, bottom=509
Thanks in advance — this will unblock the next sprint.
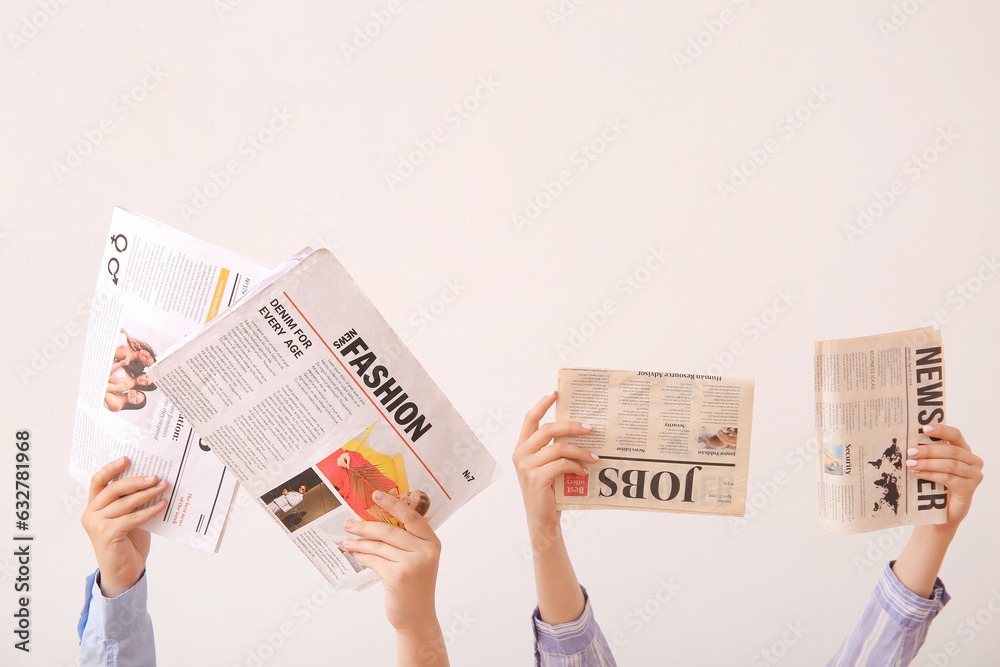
left=81, top=457, right=168, bottom=597
left=512, top=392, right=597, bottom=535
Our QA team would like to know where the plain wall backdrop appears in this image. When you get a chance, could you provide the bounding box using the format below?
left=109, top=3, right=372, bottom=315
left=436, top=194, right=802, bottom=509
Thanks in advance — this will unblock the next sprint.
left=2, top=1, right=998, bottom=665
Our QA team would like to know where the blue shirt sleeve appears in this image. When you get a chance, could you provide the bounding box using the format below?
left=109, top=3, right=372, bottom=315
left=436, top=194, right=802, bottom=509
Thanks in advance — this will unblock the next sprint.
left=827, top=560, right=949, bottom=667
left=532, top=587, right=617, bottom=667
left=79, top=570, right=156, bottom=666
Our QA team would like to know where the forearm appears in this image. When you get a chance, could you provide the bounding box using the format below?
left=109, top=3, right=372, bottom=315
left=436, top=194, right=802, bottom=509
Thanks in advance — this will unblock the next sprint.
left=892, top=524, right=957, bottom=599
left=396, top=621, right=449, bottom=667
left=530, top=521, right=586, bottom=625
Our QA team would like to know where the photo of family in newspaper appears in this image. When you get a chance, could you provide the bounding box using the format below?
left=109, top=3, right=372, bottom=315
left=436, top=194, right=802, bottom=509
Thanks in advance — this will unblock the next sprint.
left=105, top=326, right=158, bottom=412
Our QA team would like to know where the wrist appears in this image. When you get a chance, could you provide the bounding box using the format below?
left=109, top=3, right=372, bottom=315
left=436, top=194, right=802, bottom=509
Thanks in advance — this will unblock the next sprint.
left=96, top=569, right=141, bottom=599
left=914, top=522, right=958, bottom=545
left=528, top=520, right=564, bottom=552
left=394, top=612, right=442, bottom=639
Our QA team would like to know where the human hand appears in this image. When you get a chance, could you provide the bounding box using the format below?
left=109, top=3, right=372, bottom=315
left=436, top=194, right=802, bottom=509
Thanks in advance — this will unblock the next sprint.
left=337, top=452, right=352, bottom=468
left=80, top=457, right=168, bottom=598
left=343, top=491, right=442, bottom=635
left=906, top=424, right=983, bottom=527
left=716, top=427, right=737, bottom=449
left=512, top=392, right=597, bottom=536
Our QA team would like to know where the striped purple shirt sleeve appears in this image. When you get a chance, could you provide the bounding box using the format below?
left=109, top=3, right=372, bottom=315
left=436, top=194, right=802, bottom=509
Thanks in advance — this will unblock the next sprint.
left=827, top=560, right=950, bottom=667
left=532, top=588, right=618, bottom=667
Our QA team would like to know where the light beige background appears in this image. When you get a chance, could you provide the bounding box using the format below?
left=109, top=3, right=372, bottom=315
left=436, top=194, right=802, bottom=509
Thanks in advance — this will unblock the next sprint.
left=2, top=1, right=998, bottom=665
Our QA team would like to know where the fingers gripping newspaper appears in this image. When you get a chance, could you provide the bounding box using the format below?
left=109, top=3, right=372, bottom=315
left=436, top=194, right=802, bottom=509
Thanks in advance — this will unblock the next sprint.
left=814, top=328, right=947, bottom=533
left=554, top=368, right=754, bottom=516
left=70, top=207, right=272, bottom=552
left=147, top=249, right=500, bottom=591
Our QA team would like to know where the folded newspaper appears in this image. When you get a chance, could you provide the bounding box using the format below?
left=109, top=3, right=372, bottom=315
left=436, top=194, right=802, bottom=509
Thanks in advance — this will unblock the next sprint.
left=814, top=328, right=947, bottom=533
left=146, top=247, right=500, bottom=590
left=554, top=368, right=754, bottom=516
left=70, top=208, right=272, bottom=552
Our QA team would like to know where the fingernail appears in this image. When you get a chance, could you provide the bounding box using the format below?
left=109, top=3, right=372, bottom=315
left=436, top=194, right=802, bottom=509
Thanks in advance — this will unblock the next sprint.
left=924, top=424, right=935, bottom=433
left=120, top=456, right=128, bottom=464
left=907, top=448, right=919, bottom=457
left=373, top=490, right=385, bottom=500
left=590, top=453, right=600, bottom=461
left=144, top=475, right=156, bottom=483
left=344, top=520, right=356, bottom=530
left=547, top=390, right=557, bottom=398
left=906, top=460, right=918, bottom=467
left=581, top=423, right=592, bottom=430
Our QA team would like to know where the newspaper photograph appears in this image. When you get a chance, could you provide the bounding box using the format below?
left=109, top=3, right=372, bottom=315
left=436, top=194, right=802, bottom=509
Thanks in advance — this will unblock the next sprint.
left=70, top=207, right=272, bottom=552
left=147, top=248, right=501, bottom=591
left=553, top=368, right=755, bottom=516
left=814, top=327, right=948, bottom=534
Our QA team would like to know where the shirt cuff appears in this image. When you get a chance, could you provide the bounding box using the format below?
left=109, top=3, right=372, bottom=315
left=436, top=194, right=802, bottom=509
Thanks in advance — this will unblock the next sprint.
left=532, top=587, right=601, bottom=656
left=86, top=569, right=150, bottom=642
left=876, top=560, right=950, bottom=627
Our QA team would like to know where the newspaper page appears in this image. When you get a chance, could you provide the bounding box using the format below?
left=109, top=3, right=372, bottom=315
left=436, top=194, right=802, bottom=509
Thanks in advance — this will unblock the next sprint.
left=554, top=368, right=754, bottom=516
left=70, top=207, right=272, bottom=552
left=147, top=248, right=501, bottom=591
left=814, top=327, right=947, bottom=534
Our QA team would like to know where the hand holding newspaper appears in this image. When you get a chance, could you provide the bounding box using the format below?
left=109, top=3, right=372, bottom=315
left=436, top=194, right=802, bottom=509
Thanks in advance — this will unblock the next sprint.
left=814, top=327, right=947, bottom=533
left=70, top=208, right=272, bottom=552
left=554, top=367, right=755, bottom=516
left=147, top=248, right=500, bottom=591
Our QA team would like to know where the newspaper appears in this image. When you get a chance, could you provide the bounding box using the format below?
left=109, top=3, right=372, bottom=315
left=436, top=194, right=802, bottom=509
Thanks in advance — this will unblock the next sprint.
left=147, top=248, right=501, bottom=591
left=553, top=368, right=754, bottom=516
left=814, top=328, right=948, bottom=534
left=70, top=207, right=272, bottom=552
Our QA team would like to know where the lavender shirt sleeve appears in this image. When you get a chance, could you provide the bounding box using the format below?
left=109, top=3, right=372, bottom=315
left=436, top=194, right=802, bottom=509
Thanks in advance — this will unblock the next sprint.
left=532, top=587, right=618, bottom=667
left=827, top=560, right=949, bottom=667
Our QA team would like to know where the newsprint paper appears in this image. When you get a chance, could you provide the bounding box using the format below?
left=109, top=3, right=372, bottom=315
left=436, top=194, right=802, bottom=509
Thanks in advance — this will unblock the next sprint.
left=70, top=207, right=272, bottom=552
left=147, top=249, right=501, bottom=591
left=814, top=328, right=948, bottom=534
left=554, top=368, right=754, bottom=516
